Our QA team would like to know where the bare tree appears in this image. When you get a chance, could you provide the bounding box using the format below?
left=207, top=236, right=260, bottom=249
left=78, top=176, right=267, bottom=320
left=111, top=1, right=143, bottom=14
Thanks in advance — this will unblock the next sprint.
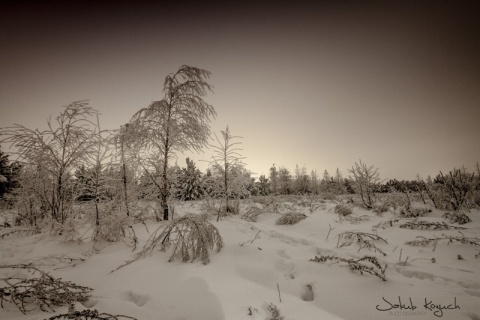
left=1, top=102, right=98, bottom=224
left=208, top=126, right=248, bottom=221
left=128, top=66, right=216, bottom=220
left=349, top=160, right=381, bottom=209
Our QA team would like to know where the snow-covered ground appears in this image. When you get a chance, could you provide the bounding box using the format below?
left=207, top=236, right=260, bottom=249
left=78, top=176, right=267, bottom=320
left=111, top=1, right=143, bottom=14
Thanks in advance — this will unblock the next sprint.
left=1, top=196, right=479, bottom=320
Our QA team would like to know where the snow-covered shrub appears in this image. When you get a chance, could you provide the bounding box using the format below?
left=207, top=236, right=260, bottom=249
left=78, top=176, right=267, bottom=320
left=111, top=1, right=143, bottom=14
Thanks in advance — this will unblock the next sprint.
left=443, top=212, right=471, bottom=225
left=321, top=192, right=337, bottom=201
left=276, top=212, right=307, bottom=225
left=334, top=204, right=353, bottom=216
left=348, top=160, right=382, bottom=209
left=241, top=206, right=266, bottom=222
left=115, top=214, right=223, bottom=270
left=399, top=206, right=430, bottom=218
left=436, top=167, right=477, bottom=211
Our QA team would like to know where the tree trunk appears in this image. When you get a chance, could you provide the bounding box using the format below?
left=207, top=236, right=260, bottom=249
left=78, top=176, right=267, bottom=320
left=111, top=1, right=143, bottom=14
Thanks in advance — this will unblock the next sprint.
left=162, top=146, right=169, bottom=221
left=120, top=139, right=130, bottom=217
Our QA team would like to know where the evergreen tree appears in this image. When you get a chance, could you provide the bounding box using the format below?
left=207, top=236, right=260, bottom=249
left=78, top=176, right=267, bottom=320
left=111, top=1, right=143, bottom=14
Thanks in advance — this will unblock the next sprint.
left=269, top=164, right=278, bottom=195
left=177, top=158, right=204, bottom=201
left=256, top=175, right=270, bottom=196
left=0, top=148, right=21, bottom=201
left=278, top=167, right=292, bottom=195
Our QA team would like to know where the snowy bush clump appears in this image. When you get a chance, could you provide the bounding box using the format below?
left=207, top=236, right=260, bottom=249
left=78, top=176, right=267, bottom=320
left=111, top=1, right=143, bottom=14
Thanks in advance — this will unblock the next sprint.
left=276, top=212, right=307, bottom=225
left=241, top=206, right=267, bottom=222
left=114, top=214, right=223, bottom=271
left=334, top=204, right=353, bottom=216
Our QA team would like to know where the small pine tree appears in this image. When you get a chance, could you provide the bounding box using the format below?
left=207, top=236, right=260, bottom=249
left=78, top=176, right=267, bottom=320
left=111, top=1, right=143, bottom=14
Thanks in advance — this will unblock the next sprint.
left=177, top=158, right=204, bottom=201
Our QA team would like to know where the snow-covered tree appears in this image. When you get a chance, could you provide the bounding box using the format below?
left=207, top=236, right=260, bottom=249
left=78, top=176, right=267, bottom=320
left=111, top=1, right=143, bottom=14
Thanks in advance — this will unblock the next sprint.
left=175, top=158, right=204, bottom=201
left=256, top=175, right=270, bottom=196
left=1, top=102, right=99, bottom=224
left=349, top=160, right=382, bottom=209
left=293, top=165, right=310, bottom=194
left=269, top=164, right=278, bottom=195
left=208, top=126, right=248, bottom=220
left=127, top=66, right=216, bottom=220
left=310, top=170, right=319, bottom=195
left=0, top=148, right=21, bottom=204
left=278, top=166, right=292, bottom=195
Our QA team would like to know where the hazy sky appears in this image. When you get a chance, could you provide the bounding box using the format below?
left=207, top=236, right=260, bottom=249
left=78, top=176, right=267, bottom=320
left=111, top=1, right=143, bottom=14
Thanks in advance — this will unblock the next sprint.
left=1, top=1, right=479, bottom=181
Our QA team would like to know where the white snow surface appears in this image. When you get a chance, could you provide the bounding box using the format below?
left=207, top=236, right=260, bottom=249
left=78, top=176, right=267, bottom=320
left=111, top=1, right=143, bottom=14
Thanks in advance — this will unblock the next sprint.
left=1, top=197, right=480, bottom=320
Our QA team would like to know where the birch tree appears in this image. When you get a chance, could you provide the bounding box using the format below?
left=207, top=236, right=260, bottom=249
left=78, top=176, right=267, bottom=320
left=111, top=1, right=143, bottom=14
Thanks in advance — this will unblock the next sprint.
left=128, top=65, right=216, bottom=220
left=1, top=101, right=98, bottom=224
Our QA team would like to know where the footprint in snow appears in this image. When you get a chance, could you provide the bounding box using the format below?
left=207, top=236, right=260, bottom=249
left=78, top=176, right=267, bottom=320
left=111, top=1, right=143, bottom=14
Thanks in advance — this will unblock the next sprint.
left=120, top=290, right=150, bottom=307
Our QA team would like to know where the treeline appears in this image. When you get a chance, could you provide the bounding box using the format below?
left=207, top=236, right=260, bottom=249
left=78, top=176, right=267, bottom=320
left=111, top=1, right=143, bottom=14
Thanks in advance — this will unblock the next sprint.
left=0, top=65, right=479, bottom=243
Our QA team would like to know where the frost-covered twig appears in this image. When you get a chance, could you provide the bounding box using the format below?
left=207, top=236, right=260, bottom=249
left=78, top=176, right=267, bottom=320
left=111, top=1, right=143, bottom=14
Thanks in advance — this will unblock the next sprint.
left=46, top=308, right=137, bottom=320
left=399, top=221, right=466, bottom=230
left=310, top=255, right=387, bottom=281
left=443, top=212, right=471, bottom=225
left=372, top=219, right=400, bottom=234
left=266, top=303, right=284, bottom=320
left=240, top=230, right=261, bottom=246
left=0, top=265, right=92, bottom=314
left=0, top=227, right=41, bottom=239
left=405, top=232, right=480, bottom=251
left=337, top=231, right=388, bottom=256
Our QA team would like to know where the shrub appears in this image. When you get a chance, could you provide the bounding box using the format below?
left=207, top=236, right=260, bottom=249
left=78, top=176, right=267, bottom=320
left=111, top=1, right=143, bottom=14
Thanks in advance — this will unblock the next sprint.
left=242, top=206, right=266, bottom=222
left=276, top=212, right=307, bottom=225
left=348, top=160, right=382, bottom=209
left=334, top=204, right=353, bottom=216
left=443, top=212, right=471, bottom=225
left=114, top=214, right=223, bottom=271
